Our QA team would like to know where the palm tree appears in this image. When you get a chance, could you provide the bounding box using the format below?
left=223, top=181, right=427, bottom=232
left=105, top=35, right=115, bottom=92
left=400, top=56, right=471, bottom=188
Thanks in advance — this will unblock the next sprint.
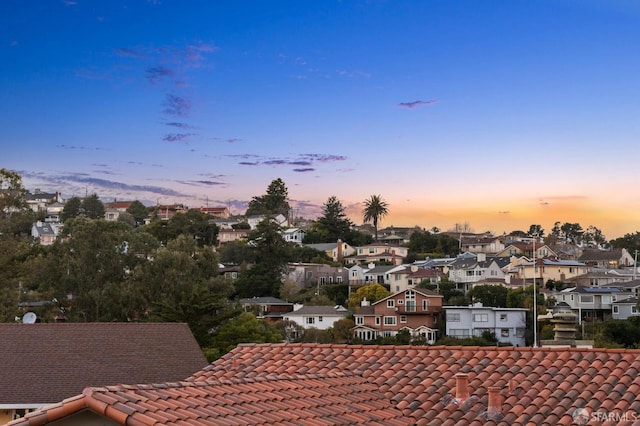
left=362, top=194, right=389, bottom=242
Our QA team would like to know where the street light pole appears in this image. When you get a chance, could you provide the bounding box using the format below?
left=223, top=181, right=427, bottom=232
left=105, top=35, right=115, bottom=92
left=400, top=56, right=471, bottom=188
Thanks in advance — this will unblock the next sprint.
left=532, top=234, right=538, bottom=348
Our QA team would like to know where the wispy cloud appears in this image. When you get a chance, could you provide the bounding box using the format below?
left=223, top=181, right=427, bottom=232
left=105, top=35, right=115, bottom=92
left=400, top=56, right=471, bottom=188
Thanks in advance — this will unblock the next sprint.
left=301, top=154, right=347, bottom=162
left=397, top=100, right=438, bottom=109
left=63, top=1, right=78, bottom=6
left=163, top=94, right=191, bottom=117
left=239, top=161, right=260, bottom=166
left=56, top=144, right=108, bottom=151
left=229, top=153, right=348, bottom=169
left=146, top=66, right=173, bottom=84
left=165, top=122, right=196, bottom=129
left=293, top=168, right=315, bottom=173
left=162, top=133, right=196, bottom=143
left=185, top=42, right=218, bottom=68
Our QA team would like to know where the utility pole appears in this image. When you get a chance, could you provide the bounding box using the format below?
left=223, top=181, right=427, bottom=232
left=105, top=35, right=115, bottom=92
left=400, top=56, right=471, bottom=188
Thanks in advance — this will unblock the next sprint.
left=532, top=234, right=538, bottom=348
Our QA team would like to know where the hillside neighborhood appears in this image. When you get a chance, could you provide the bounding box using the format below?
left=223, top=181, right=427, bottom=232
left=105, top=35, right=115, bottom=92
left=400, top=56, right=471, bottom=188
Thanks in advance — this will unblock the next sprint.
left=3, top=177, right=640, bottom=424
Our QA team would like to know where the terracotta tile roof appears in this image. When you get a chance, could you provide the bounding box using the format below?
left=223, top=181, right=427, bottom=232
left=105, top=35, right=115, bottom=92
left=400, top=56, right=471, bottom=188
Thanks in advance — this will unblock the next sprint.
left=190, top=343, right=640, bottom=425
left=0, top=323, right=208, bottom=406
left=8, top=373, right=408, bottom=426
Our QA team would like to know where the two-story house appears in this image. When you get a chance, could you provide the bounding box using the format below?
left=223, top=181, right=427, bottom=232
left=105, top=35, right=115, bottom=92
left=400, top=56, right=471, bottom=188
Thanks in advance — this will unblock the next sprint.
left=612, top=297, right=639, bottom=320
left=460, top=235, right=505, bottom=254
left=283, top=305, right=349, bottom=336
left=352, top=289, right=443, bottom=343
left=554, top=286, right=630, bottom=322
left=285, top=263, right=348, bottom=290
left=345, top=244, right=409, bottom=266
left=304, top=240, right=356, bottom=263
left=578, top=248, right=636, bottom=269
left=281, top=227, right=306, bottom=245
left=387, top=265, right=443, bottom=293
left=515, top=258, right=589, bottom=283
left=444, top=303, right=528, bottom=346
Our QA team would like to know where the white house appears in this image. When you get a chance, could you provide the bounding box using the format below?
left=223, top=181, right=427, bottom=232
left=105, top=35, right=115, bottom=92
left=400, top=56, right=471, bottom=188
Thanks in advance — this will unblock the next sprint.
left=444, top=303, right=528, bottom=346
left=283, top=305, right=349, bottom=331
left=281, top=228, right=306, bottom=245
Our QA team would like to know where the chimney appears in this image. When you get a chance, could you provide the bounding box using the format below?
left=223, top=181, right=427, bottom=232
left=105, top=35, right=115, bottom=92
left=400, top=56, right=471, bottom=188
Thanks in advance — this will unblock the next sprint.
left=361, top=298, right=370, bottom=307
left=487, top=386, right=502, bottom=414
left=337, top=239, right=344, bottom=263
left=454, top=373, right=469, bottom=402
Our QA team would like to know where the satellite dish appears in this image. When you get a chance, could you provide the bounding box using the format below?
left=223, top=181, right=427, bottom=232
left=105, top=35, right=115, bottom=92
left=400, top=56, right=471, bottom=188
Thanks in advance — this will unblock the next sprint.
left=22, top=312, right=37, bottom=324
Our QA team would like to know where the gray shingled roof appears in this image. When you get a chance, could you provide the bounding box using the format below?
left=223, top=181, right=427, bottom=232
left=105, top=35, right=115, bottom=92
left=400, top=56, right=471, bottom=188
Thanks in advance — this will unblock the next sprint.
left=0, top=322, right=208, bottom=406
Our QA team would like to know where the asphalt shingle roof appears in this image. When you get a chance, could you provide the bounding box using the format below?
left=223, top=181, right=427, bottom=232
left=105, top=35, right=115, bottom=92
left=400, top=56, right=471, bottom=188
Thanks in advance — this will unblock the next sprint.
left=0, top=323, right=208, bottom=406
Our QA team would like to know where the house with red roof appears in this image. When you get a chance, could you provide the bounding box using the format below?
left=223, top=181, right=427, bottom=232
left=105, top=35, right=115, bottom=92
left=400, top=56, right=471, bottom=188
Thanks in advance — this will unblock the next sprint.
left=10, top=343, right=640, bottom=425
left=353, top=288, right=442, bottom=343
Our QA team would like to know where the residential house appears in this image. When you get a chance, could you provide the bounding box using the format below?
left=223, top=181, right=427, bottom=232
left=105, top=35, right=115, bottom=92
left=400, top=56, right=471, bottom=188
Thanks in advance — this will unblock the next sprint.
left=285, top=263, right=348, bottom=290
left=387, top=265, right=443, bottom=293
left=348, top=263, right=370, bottom=287
left=283, top=305, right=349, bottom=333
left=246, top=213, right=288, bottom=230
left=30, top=221, right=61, bottom=246
left=444, top=303, right=528, bottom=346
left=460, top=235, right=505, bottom=254
left=612, top=296, right=639, bottom=320
left=11, top=343, right=640, bottom=426
left=602, top=279, right=640, bottom=297
left=346, top=243, right=409, bottom=266
left=566, top=268, right=636, bottom=287
left=304, top=240, right=356, bottom=263
left=495, top=241, right=556, bottom=259
left=0, top=323, right=207, bottom=424
left=25, top=189, right=62, bottom=213
left=578, top=248, right=636, bottom=269
left=514, top=258, right=589, bottom=284
left=362, top=264, right=399, bottom=287
left=281, top=227, right=306, bottom=245
left=353, top=289, right=443, bottom=343
left=103, top=201, right=134, bottom=221
left=194, top=206, right=230, bottom=219
left=217, top=228, right=250, bottom=246
left=152, top=203, right=188, bottom=220
left=554, top=286, right=629, bottom=322
left=239, top=296, right=294, bottom=320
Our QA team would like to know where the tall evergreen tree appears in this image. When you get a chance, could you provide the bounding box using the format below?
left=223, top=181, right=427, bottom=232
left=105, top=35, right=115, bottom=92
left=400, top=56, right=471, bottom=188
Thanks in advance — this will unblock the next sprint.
left=245, top=178, right=291, bottom=216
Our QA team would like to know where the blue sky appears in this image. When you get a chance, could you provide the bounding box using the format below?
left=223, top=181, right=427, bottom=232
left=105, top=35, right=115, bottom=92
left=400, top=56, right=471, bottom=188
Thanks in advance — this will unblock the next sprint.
left=2, top=0, right=640, bottom=238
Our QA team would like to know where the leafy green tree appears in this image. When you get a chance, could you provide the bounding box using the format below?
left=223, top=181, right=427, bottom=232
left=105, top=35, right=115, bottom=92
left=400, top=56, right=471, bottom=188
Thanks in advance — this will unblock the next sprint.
left=234, top=218, right=290, bottom=297
left=408, top=229, right=460, bottom=258
left=331, top=318, right=355, bottom=343
left=438, top=280, right=466, bottom=305
left=468, top=285, right=508, bottom=308
left=312, top=196, right=354, bottom=243
left=45, top=218, right=139, bottom=321
left=146, top=209, right=218, bottom=246
left=61, top=197, right=82, bottom=222
left=245, top=178, right=291, bottom=216
left=126, top=200, right=149, bottom=226
left=0, top=168, right=27, bottom=212
left=219, top=240, right=255, bottom=265
left=348, top=284, right=390, bottom=308
left=362, top=194, right=389, bottom=242
left=209, top=312, right=282, bottom=356
left=527, top=224, right=544, bottom=238
left=583, top=225, right=606, bottom=247
left=610, top=231, right=640, bottom=254
left=81, top=194, right=105, bottom=219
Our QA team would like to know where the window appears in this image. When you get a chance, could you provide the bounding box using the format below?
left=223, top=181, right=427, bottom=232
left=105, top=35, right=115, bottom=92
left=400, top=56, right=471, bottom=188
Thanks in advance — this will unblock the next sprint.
left=422, top=299, right=429, bottom=311
left=306, top=271, right=313, bottom=279
left=384, top=316, right=397, bottom=325
left=306, top=317, right=315, bottom=325
left=501, top=329, right=510, bottom=337
left=387, top=300, right=395, bottom=308
left=397, top=299, right=404, bottom=305
left=319, top=277, right=326, bottom=285
left=473, top=314, right=489, bottom=322
left=356, top=316, right=364, bottom=325
left=400, top=315, right=407, bottom=323
left=336, top=276, right=342, bottom=283
left=450, top=329, right=470, bottom=337
left=395, top=274, right=401, bottom=281
left=318, top=316, right=323, bottom=322
left=613, top=306, right=619, bottom=314
left=447, top=313, right=460, bottom=322
left=633, top=306, right=638, bottom=314
left=375, top=316, right=381, bottom=325
left=406, top=290, right=416, bottom=312
left=580, top=295, right=593, bottom=303
left=500, top=313, right=508, bottom=322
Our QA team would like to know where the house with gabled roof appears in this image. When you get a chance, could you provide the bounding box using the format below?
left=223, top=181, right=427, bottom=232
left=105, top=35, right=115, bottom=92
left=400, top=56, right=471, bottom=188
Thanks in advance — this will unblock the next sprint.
left=578, top=248, right=635, bottom=269
left=285, top=262, right=348, bottom=289
left=280, top=227, right=306, bottom=245
left=495, top=241, right=556, bottom=259
left=194, top=206, right=230, bottom=219
left=30, top=221, right=61, bottom=246
left=566, top=268, right=636, bottom=287
left=346, top=243, right=408, bottom=266
left=304, top=239, right=356, bottom=263
left=0, top=323, right=207, bottom=424
left=460, top=234, right=505, bottom=254
left=283, top=305, right=349, bottom=331
left=444, top=302, right=528, bottom=346
left=239, top=296, right=294, bottom=320
left=12, top=342, right=640, bottom=425
left=217, top=228, right=250, bottom=246
left=353, top=288, right=442, bottom=343
left=612, top=296, right=639, bottom=320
